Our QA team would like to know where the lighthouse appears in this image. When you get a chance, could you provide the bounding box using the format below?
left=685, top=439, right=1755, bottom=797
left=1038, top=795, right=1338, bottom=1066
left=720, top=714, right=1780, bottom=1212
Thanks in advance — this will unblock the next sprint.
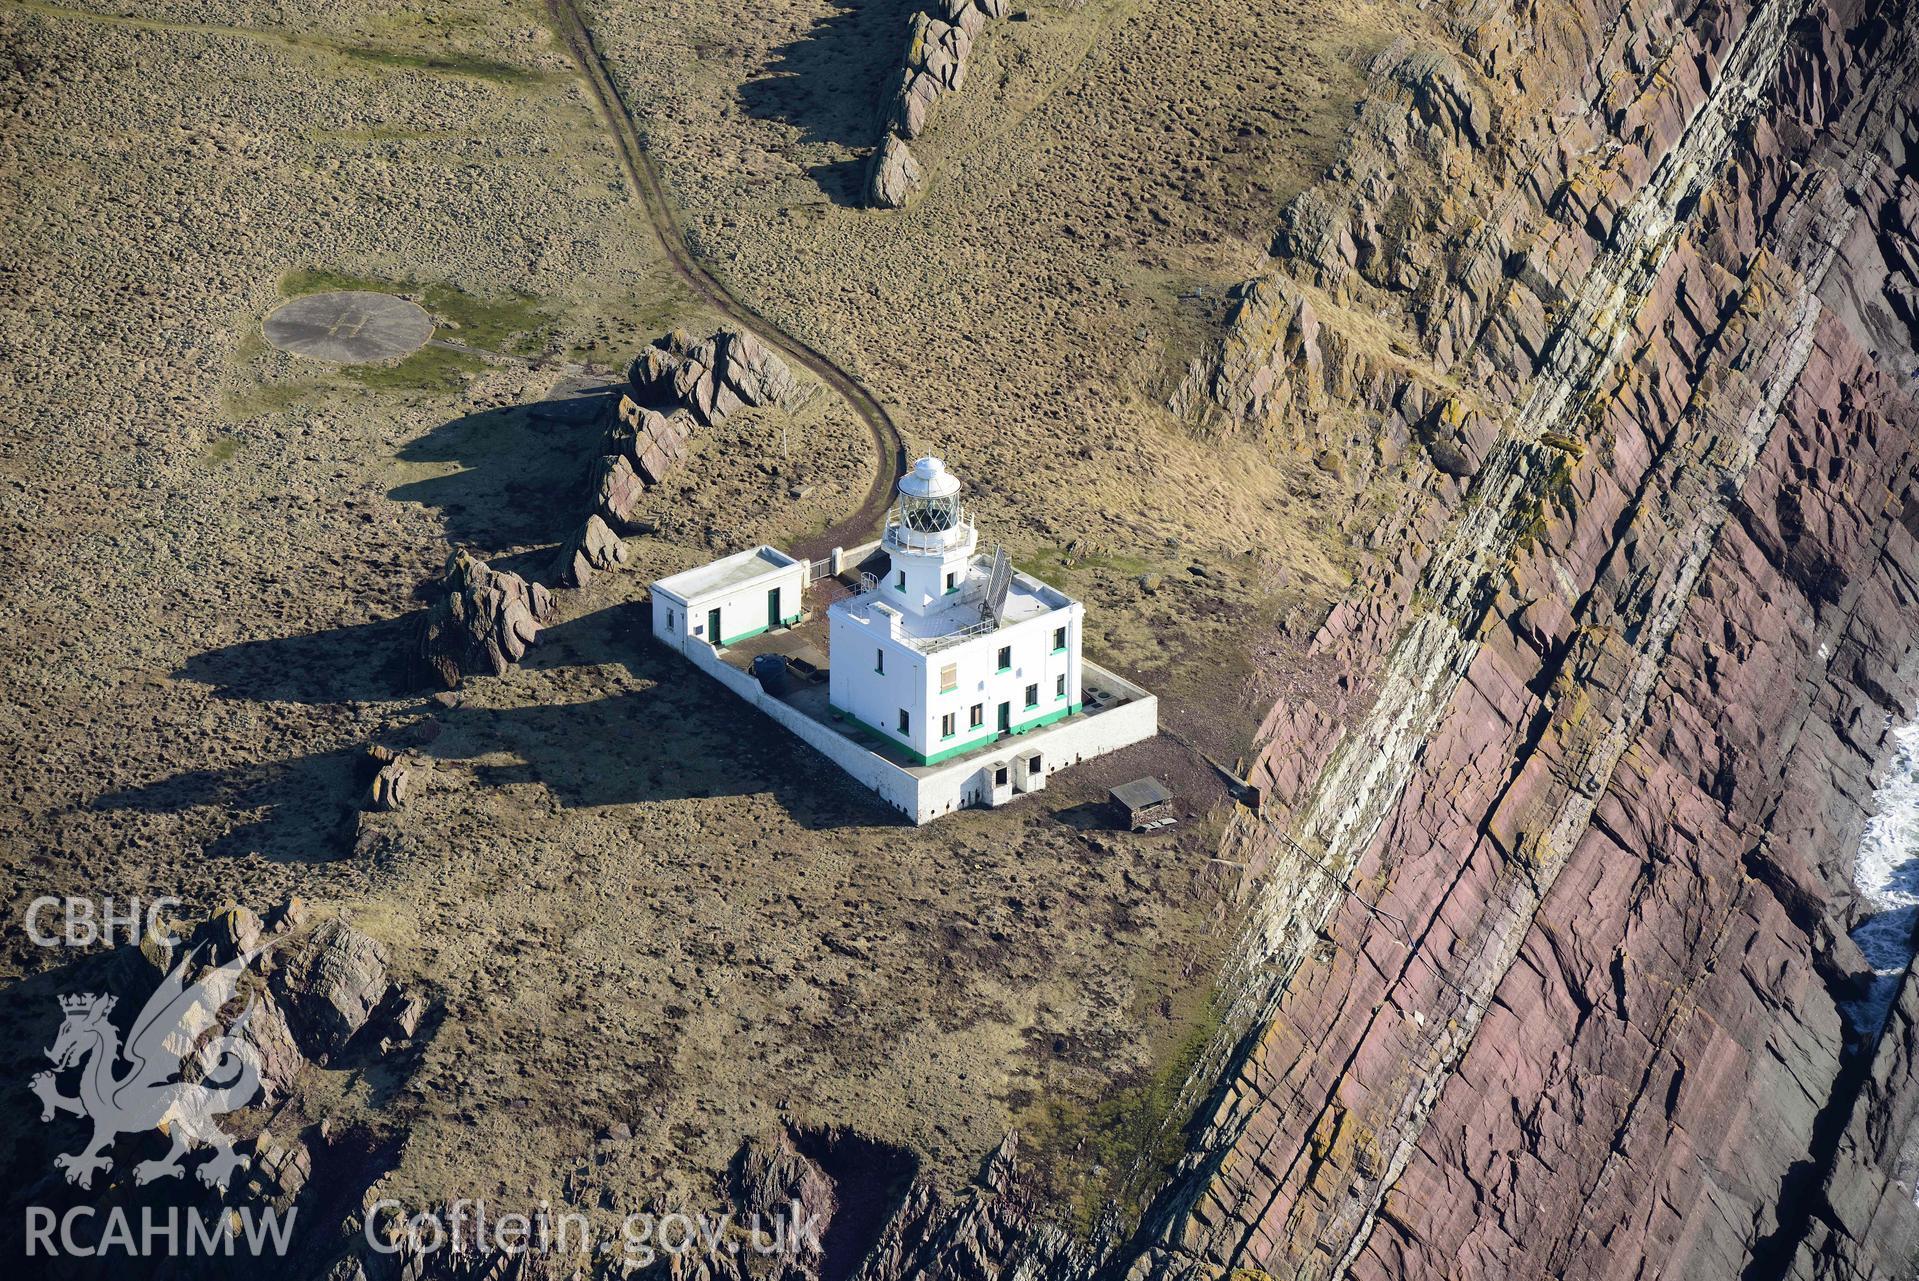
left=827, top=457, right=1086, bottom=771
left=649, top=453, right=1157, bottom=822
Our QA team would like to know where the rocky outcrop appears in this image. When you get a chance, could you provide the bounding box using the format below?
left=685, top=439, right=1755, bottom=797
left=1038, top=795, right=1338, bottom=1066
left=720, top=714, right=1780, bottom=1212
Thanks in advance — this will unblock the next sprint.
left=867, top=1, right=1010, bottom=208
left=248, top=1129, right=312, bottom=1203
left=243, top=996, right=306, bottom=1106
left=886, top=6, right=978, bottom=140
left=368, top=757, right=421, bottom=812
left=610, top=395, right=693, bottom=486
left=547, top=325, right=805, bottom=589
left=714, top=2, right=1919, bottom=1278
left=868, top=133, right=925, bottom=210
left=590, top=451, right=645, bottom=528
left=628, top=326, right=804, bottom=428
left=733, top=1129, right=837, bottom=1231
left=270, top=918, right=391, bottom=1061
left=414, top=548, right=554, bottom=687
left=567, top=3, right=1916, bottom=1278
left=851, top=1134, right=1104, bottom=1281
left=111, top=1, right=1918, bottom=1278
left=1368, top=37, right=1488, bottom=151
left=551, top=512, right=633, bottom=588
left=189, top=902, right=262, bottom=960
left=1130, top=0, right=1919, bottom=1278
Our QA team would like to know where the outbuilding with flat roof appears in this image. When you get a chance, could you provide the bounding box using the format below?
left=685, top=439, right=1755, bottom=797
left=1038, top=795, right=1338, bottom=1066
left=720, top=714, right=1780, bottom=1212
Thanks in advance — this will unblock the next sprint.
left=650, top=545, right=807, bottom=653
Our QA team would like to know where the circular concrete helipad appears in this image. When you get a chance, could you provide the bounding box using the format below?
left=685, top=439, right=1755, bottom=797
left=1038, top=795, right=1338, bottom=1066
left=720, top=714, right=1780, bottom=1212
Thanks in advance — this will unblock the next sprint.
left=262, top=290, right=435, bottom=363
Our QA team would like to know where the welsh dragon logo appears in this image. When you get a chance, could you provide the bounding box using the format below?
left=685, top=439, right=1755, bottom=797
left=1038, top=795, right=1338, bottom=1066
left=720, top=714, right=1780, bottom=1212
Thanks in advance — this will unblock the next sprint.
left=31, top=947, right=265, bottom=1191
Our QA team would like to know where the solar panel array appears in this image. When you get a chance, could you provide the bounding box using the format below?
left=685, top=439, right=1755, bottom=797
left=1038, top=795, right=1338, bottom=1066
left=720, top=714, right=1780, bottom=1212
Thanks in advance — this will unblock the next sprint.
left=984, top=546, right=1012, bottom=623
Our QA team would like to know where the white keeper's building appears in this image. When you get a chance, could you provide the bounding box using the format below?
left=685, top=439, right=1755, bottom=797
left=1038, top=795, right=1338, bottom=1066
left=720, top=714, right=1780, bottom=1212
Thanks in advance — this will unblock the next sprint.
left=649, top=456, right=1156, bottom=822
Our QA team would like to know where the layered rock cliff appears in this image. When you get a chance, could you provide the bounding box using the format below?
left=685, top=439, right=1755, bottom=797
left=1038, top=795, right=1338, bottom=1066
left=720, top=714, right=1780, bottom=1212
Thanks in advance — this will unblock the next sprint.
left=1132, top=0, right=1919, bottom=1277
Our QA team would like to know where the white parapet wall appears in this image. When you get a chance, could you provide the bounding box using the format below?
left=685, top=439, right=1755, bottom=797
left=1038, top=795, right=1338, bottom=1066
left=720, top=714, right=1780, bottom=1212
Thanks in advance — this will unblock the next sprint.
left=661, top=633, right=1155, bottom=824
left=908, top=672, right=1157, bottom=822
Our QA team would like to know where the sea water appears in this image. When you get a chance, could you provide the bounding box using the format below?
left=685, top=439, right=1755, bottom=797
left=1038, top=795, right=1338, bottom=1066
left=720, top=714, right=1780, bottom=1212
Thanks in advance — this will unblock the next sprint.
left=1844, top=719, right=1919, bottom=1041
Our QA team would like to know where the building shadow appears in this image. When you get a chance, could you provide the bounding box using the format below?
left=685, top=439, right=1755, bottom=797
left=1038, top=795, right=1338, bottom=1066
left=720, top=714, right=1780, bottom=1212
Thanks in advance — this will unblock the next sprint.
left=1051, top=799, right=1124, bottom=831
left=388, top=388, right=618, bottom=557
left=739, top=0, right=921, bottom=153
left=436, top=608, right=893, bottom=827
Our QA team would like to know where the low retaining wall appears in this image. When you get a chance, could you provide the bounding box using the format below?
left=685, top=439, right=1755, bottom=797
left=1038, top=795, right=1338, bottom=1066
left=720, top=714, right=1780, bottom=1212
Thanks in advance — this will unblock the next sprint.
left=910, top=678, right=1159, bottom=821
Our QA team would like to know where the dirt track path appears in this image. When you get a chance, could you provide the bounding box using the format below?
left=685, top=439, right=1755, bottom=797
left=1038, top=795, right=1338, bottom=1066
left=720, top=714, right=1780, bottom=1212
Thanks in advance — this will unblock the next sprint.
left=545, top=0, right=906, bottom=562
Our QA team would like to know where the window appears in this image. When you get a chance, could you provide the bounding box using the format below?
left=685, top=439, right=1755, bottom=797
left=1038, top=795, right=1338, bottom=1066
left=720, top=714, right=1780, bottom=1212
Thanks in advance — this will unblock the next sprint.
left=1052, top=625, right=1067, bottom=651
left=896, top=570, right=906, bottom=591
left=897, top=709, right=909, bottom=734
left=994, top=766, right=1009, bottom=787
left=941, top=712, right=956, bottom=738
left=1056, top=674, right=1067, bottom=699
left=876, top=648, right=885, bottom=674
left=945, top=571, right=957, bottom=593
left=996, top=646, right=1012, bottom=672
left=667, top=610, right=676, bottom=632
left=939, top=663, right=957, bottom=692
left=969, top=703, right=984, bottom=729
left=1024, top=683, right=1039, bottom=709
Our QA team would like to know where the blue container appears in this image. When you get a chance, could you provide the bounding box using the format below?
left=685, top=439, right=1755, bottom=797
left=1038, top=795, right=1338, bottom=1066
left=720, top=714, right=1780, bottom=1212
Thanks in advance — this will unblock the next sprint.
left=751, top=653, right=791, bottom=696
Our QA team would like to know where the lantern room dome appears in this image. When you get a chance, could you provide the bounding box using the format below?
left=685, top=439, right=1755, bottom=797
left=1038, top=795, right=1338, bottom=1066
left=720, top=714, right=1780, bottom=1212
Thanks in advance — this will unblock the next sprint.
left=887, top=456, right=972, bottom=549
left=899, top=456, right=961, bottom=500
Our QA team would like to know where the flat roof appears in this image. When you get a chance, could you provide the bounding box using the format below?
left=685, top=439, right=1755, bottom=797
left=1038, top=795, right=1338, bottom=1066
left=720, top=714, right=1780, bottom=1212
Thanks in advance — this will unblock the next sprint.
left=1111, top=777, right=1174, bottom=809
left=651, top=545, right=800, bottom=603
left=830, top=558, right=1072, bottom=646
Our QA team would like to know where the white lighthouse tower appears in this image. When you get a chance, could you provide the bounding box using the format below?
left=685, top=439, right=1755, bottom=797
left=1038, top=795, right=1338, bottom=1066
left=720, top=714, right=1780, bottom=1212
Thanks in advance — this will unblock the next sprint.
left=884, top=456, right=976, bottom=609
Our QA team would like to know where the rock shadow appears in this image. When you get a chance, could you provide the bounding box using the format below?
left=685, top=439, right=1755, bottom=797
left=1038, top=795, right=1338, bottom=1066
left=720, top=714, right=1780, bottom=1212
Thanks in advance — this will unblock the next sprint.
left=808, top=157, right=873, bottom=208
left=0, top=945, right=412, bottom=1276
left=0, top=947, right=155, bottom=1210
left=177, top=613, right=419, bottom=706
left=104, top=604, right=899, bottom=854
left=388, top=387, right=619, bottom=557
left=788, top=1126, right=920, bottom=1281
left=739, top=0, right=920, bottom=152
left=90, top=746, right=366, bottom=865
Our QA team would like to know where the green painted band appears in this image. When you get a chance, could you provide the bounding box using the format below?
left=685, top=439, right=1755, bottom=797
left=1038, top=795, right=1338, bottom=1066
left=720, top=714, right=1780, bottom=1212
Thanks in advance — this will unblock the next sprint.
left=920, top=729, right=1002, bottom=766
left=720, top=617, right=803, bottom=647
left=828, top=703, right=1083, bottom=767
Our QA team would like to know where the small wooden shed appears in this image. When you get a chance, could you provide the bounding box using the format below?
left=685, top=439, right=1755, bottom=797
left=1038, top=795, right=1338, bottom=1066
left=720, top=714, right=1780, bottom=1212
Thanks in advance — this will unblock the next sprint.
left=1111, top=777, right=1176, bottom=831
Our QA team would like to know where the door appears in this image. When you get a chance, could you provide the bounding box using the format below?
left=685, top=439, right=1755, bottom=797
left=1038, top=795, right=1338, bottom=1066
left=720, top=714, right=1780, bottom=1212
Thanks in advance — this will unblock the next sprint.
left=707, top=607, right=722, bottom=646
left=996, top=701, right=1011, bottom=735
left=767, top=587, right=781, bottom=629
